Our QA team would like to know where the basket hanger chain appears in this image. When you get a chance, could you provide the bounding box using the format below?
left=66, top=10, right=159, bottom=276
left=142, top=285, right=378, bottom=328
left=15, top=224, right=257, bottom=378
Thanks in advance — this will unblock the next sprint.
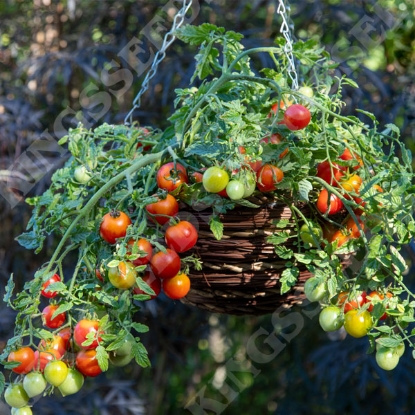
left=124, top=0, right=193, bottom=125
left=277, top=0, right=299, bottom=90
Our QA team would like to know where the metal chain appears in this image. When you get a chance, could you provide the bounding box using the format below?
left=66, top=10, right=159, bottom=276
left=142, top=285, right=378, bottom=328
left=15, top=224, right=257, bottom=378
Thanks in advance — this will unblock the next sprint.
left=277, top=0, right=299, bottom=90
left=124, top=0, right=193, bottom=125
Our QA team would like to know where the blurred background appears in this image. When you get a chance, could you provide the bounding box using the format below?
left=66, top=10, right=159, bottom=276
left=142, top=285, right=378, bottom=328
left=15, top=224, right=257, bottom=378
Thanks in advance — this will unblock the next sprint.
left=1, top=0, right=415, bottom=414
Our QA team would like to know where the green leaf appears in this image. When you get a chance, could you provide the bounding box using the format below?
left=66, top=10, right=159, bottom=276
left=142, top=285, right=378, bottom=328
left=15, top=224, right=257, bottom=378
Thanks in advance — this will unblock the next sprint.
left=44, top=282, right=66, bottom=294
left=0, top=372, right=5, bottom=395
left=176, top=24, right=225, bottom=45
left=280, top=267, right=299, bottom=294
left=15, top=231, right=44, bottom=250
left=297, top=179, right=313, bottom=202
left=375, top=326, right=392, bottom=334
left=52, top=302, right=73, bottom=319
left=135, top=277, right=155, bottom=296
left=376, top=337, right=403, bottom=348
left=209, top=215, right=223, bottom=240
left=390, top=245, right=407, bottom=275
left=132, top=342, right=151, bottom=368
left=93, top=291, right=116, bottom=307
left=96, top=345, right=109, bottom=372
left=367, top=235, right=383, bottom=259
left=267, top=231, right=290, bottom=245
left=131, top=323, right=149, bottom=334
left=3, top=274, right=15, bottom=304
left=273, top=245, right=293, bottom=259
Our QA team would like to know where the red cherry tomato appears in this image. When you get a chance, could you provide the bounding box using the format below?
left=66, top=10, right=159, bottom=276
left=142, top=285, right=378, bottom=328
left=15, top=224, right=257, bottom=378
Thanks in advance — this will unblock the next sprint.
left=191, top=172, right=204, bottom=183
left=42, top=305, right=66, bottom=329
left=366, top=291, right=393, bottom=320
left=7, top=347, right=35, bottom=375
left=163, top=273, right=191, bottom=300
left=165, top=221, right=198, bottom=253
left=127, top=238, right=153, bottom=266
left=145, top=194, right=179, bottom=225
left=74, top=319, right=102, bottom=350
left=283, top=104, right=311, bottom=130
left=99, top=210, right=131, bottom=244
left=75, top=349, right=102, bottom=377
left=58, top=327, right=72, bottom=350
left=316, top=189, right=344, bottom=215
left=133, top=271, right=161, bottom=299
left=338, top=291, right=367, bottom=313
left=150, top=249, right=181, bottom=279
left=340, top=148, right=363, bottom=170
left=156, top=162, right=188, bottom=192
left=316, top=161, right=345, bottom=186
left=39, top=335, right=66, bottom=357
left=41, top=274, right=61, bottom=298
left=256, top=164, right=284, bottom=192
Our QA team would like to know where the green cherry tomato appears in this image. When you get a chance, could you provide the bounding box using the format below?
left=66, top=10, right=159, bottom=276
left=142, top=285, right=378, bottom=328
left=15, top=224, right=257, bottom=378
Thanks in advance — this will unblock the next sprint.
left=109, top=351, right=134, bottom=367
left=396, top=342, right=405, bottom=357
left=113, top=338, right=133, bottom=356
left=23, top=371, right=47, bottom=398
left=300, top=222, right=323, bottom=247
left=298, top=85, right=314, bottom=98
left=74, top=165, right=92, bottom=184
left=304, top=277, right=326, bottom=302
left=344, top=309, right=372, bottom=338
left=243, top=177, right=256, bottom=198
left=202, top=166, right=229, bottom=193
left=11, top=407, right=33, bottom=415
left=319, top=306, right=343, bottom=332
left=376, top=346, right=400, bottom=371
left=226, top=180, right=245, bottom=200
left=44, top=360, right=69, bottom=387
left=58, top=368, right=85, bottom=397
left=4, top=384, right=29, bottom=409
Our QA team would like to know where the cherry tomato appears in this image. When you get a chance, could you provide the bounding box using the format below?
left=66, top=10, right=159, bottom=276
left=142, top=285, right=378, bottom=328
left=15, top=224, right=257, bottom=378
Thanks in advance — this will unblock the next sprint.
left=58, top=368, right=85, bottom=397
left=39, top=335, right=66, bottom=357
left=12, top=406, right=33, bottom=415
left=4, top=384, right=29, bottom=409
left=74, top=319, right=102, bottom=350
left=283, top=104, right=311, bottom=130
left=340, top=174, right=362, bottom=194
left=316, top=161, right=345, bottom=186
left=242, top=175, right=256, bottom=198
left=163, top=272, right=191, bottom=300
left=260, top=133, right=289, bottom=159
left=340, top=148, right=363, bottom=170
left=343, top=215, right=364, bottom=238
left=74, top=165, right=91, bottom=184
left=156, top=161, right=188, bottom=191
left=165, top=221, right=198, bottom=253
left=191, top=171, right=203, bottom=183
left=75, top=349, right=102, bottom=377
left=42, top=304, right=66, bottom=329
left=23, top=371, right=47, bottom=398
left=202, top=166, right=229, bottom=193
left=319, top=306, right=343, bottom=332
left=34, top=348, right=61, bottom=372
left=145, top=194, right=179, bottom=225
left=316, top=189, right=344, bottom=215
left=226, top=180, right=245, bottom=200
left=7, top=347, right=35, bottom=375
left=298, top=85, right=314, bottom=98
left=338, top=291, right=367, bottom=313
left=133, top=271, right=161, bottom=299
left=150, top=249, right=181, bottom=279
left=41, top=273, right=61, bottom=298
left=109, top=351, right=133, bottom=367
left=108, top=261, right=137, bottom=290
left=366, top=291, right=392, bottom=320
left=299, top=222, right=323, bottom=247
left=99, top=210, right=131, bottom=244
left=304, top=276, right=326, bottom=302
left=112, top=338, right=134, bottom=357
left=376, top=346, right=400, bottom=371
left=58, top=327, right=72, bottom=350
left=344, top=309, right=372, bottom=338
left=127, top=238, right=153, bottom=266
left=256, top=164, right=284, bottom=192
left=268, top=101, right=286, bottom=117
left=44, top=360, right=69, bottom=387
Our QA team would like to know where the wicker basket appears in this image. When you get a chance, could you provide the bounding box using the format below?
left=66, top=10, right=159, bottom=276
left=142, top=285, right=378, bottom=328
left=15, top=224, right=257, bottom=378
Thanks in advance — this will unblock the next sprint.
left=181, top=195, right=318, bottom=315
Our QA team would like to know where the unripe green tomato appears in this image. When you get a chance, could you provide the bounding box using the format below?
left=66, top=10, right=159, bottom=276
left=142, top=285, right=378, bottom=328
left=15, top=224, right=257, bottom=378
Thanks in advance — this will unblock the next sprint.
left=23, top=371, right=47, bottom=397
left=319, top=306, right=343, bottom=332
left=4, top=384, right=29, bottom=409
left=113, top=338, right=133, bottom=356
left=243, top=178, right=256, bottom=198
left=202, top=166, right=229, bottom=193
left=300, top=222, right=323, bottom=247
left=11, top=407, right=33, bottom=415
left=396, top=342, right=405, bottom=357
left=109, top=351, right=134, bottom=367
left=298, top=85, right=314, bottom=98
left=304, top=277, right=326, bottom=302
left=44, top=360, right=69, bottom=387
left=58, top=368, right=85, bottom=397
left=226, top=180, right=245, bottom=200
left=376, top=346, right=400, bottom=371
left=74, top=165, right=92, bottom=184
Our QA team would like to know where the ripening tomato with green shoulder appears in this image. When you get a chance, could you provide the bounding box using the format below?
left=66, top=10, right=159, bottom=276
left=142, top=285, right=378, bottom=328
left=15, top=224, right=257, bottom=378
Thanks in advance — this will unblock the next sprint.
left=165, top=220, right=198, bottom=253
left=145, top=194, right=179, bottom=225
left=256, top=164, right=284, bottom=192
left=163, top=272, right=191, bottom=300
left=283, top=104, right=311, bottom=130
left=156, top=161, right=189, bottom=191
left=74, top=319, right=102, bottom=350
left=99, top=210, right=131, bottom=244
left=108, top=261, right=137, bottom=290
left=150, top=248, right=181, bottom=279
left=41, top=273, right=61, bottom=298
left=7, top=347, right=35, bottom=375
left=316, top=189, right=344, bottom=215
left=344, top=309, right=372, bottom=338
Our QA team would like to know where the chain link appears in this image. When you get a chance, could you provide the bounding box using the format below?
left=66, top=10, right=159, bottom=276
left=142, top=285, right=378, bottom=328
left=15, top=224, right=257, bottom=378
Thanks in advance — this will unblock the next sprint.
left=124, top=0, right=193, bottom=125
left=277, top=0, right=299, bottom=90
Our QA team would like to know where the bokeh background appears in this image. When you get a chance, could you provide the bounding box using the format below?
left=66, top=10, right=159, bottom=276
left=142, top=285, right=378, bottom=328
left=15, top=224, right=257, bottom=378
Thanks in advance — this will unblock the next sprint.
left=1, top=1, right=415, bottom=414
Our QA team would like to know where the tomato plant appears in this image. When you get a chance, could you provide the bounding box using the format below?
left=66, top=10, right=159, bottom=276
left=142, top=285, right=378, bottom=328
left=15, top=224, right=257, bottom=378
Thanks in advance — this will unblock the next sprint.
left=7, top=347, right=35, bottom=375
left=99, top=210, right=131, bottom=244
left=156, top=162, right=188, bottom=191
left=73, top=319, right=102, bottom=350
left=165, top=221, right=198, bottom=253
left=75, top=350, right=102, bottom=377
left=145, top=193, right=179, bottom=225
left=316, top=189, right=344, bottom=215
left=108, top=261, right=137, bottom=290
left=283, top=104, right=311, bottom=130
left=163, top=273, right=191, bottom=300
left=150, top=249, right=181, bottom=279
left=256, top=164, right=284, bottom=192
left=202, top=166, right=229, bottom=193
left=42, top=304, right=66, bottom=329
